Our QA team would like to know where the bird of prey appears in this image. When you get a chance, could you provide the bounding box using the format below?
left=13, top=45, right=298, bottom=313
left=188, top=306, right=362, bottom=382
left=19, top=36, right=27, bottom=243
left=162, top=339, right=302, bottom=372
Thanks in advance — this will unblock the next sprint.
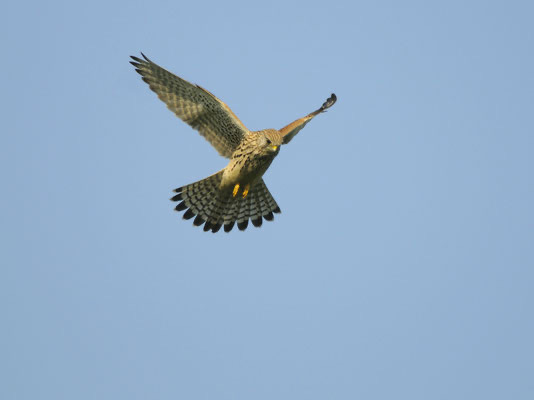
left=130, top=53, right=336, bottom=232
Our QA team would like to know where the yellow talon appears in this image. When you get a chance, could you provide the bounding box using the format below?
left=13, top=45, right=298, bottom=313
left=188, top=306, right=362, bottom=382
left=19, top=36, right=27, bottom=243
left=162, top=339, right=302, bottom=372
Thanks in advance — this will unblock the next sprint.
left=232, top=183, right=240, bottom=197
left=242, top=184, right=250, bottom=198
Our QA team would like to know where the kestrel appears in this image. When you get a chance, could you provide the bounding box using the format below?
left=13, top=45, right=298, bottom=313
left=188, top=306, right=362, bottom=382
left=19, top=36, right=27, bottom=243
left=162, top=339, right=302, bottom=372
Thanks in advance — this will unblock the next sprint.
left=130, top=53, right=336, bottom=232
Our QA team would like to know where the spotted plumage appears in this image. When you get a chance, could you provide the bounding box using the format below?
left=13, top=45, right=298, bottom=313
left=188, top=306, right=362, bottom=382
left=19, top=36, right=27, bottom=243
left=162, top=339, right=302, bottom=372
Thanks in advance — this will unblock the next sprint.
left=130, top=53, right=336, bottom=232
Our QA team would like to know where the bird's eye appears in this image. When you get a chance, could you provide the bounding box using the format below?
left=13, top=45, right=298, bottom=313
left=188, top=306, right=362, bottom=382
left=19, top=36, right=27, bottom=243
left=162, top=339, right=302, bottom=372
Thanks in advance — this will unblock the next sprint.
left=266, top=139, right=272, bottom=145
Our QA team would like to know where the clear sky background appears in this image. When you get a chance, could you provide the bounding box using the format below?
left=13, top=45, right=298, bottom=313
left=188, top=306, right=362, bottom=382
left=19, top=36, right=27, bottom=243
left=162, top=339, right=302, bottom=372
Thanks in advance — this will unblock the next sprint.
left=2, top=0, right=533, bottom=399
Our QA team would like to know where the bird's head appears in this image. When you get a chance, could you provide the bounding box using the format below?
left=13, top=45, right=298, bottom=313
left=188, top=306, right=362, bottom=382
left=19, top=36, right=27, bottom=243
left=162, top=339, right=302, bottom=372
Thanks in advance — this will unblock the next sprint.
left=259, top=129, right=283, bottom=155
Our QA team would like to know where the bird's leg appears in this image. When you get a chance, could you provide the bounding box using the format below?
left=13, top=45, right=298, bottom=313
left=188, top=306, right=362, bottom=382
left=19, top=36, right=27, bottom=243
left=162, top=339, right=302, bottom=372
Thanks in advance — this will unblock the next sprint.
left=232, top=183, right=240, bottom=197
left=242, top=184, right=250, bottom=198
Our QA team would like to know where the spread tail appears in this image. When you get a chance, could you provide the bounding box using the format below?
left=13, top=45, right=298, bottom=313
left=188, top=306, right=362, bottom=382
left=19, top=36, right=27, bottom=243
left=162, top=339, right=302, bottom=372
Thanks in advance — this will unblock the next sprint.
left=171, top=174, right=281, bottom=233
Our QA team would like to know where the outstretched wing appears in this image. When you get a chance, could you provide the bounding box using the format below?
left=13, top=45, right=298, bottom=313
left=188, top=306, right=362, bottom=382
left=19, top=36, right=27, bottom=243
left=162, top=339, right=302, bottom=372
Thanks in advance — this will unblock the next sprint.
left=279, top=93, right=337, bottom=145
left=130, top=53, right=249, bottom=158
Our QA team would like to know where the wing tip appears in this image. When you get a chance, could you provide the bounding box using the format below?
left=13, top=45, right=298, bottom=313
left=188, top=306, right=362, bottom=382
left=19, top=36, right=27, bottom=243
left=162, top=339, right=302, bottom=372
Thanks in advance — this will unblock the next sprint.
left=129, top=52, right=152, bottom=65
left=320, top=93, right=337, bottom=112
left=140, top=52, right=151, bottom=62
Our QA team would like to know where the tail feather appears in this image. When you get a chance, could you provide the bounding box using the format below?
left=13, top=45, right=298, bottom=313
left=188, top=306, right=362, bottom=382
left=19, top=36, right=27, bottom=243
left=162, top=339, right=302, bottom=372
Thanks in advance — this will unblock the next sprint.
left=223, top=195, right=241, bottom=230
left=171, top=173, right=281, bottom=233
left=255, top=180, right=281, bottom=218
left=237, top=198, right=250, bottom=231
left=172, top=169, right=224, bottom=215
left=250, top=190, right=263, bottom=227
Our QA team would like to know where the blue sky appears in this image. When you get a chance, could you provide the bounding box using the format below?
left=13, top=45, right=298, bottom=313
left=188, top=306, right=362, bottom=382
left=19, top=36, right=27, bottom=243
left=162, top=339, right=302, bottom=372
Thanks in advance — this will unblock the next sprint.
left=2, top=0, right=533, bottom=399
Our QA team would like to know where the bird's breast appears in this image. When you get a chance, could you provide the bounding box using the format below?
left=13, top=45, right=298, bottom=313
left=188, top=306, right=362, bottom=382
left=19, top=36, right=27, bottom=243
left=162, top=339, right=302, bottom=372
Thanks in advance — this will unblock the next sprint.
left=221, top=152, right=276, bottom=190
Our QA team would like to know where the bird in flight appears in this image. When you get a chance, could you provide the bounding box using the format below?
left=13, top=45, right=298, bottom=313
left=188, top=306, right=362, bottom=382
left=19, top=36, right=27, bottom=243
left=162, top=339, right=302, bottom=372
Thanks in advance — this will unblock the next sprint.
left=130, top=53, right=336, bottom=232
